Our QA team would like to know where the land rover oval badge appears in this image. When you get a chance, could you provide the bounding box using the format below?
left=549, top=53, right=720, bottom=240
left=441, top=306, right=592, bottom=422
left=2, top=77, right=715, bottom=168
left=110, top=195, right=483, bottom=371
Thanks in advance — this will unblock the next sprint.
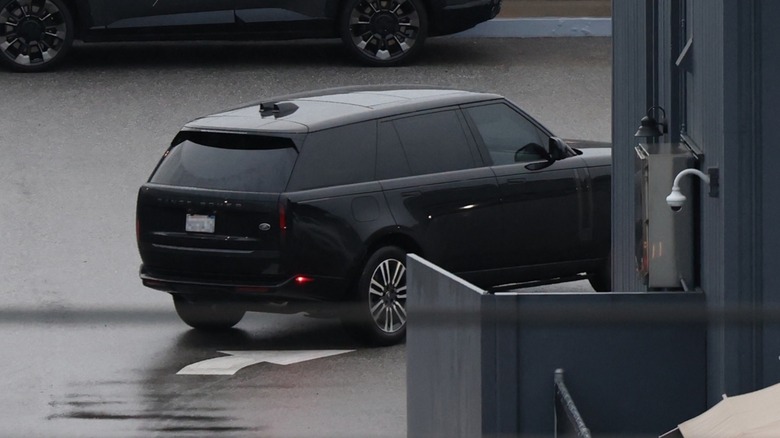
left=258, top=223, right=272, bottom=231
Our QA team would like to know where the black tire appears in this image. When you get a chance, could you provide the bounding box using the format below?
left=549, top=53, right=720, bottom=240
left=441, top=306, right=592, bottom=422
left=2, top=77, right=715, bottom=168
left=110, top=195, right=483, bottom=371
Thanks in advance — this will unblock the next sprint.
left=173, top=296, right=245, bottom=331
left=339, top=0, right=428, bottom=67
left=344, top=246, right=408, bottom=346
left=0, top=0, right=74, bottom=72
left=588, top=255, right=611, bottom=292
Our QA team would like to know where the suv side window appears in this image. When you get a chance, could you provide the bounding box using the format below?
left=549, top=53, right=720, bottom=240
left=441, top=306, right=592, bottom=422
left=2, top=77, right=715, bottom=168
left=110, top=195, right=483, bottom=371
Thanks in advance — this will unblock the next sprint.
left=377, top=121, right=412, bottom=180
left=287, top=121, right=377, bottom=191
left=391, top=110, right=478, bottom=175
left=464, top=103, right=548, bottom=166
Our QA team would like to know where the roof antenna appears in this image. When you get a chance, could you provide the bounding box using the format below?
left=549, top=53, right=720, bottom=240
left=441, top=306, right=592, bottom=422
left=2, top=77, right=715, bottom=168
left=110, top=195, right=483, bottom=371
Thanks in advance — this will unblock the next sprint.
left=260, top=102, right=299, bottom=118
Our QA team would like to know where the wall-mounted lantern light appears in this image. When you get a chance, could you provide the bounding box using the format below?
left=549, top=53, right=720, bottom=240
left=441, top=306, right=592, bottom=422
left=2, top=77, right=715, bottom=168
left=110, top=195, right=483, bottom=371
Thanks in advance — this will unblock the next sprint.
left=634, top=106, right=668, bottom=139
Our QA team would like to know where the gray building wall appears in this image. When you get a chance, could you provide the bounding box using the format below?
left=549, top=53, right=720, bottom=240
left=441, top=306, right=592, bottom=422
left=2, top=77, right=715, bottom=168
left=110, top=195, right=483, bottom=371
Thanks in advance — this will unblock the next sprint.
left=613, top=0, right=780, bottom=404
left=759, top=0, right=780, bottom=390
left=611, top=0, right=648, bottom=292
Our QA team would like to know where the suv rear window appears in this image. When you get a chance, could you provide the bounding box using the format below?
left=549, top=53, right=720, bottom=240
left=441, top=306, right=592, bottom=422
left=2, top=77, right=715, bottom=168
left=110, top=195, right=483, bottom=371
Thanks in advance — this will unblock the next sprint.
left=150, top=132, right=298, bottom=192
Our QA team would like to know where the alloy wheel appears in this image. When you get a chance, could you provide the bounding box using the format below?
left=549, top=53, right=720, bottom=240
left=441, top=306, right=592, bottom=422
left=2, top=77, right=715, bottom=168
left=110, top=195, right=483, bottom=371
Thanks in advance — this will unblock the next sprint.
left=367, top=257, right=407, bottom=334
left=347, top=0, right=422, bottom=63
left=0, top=0, right=70, bottom=69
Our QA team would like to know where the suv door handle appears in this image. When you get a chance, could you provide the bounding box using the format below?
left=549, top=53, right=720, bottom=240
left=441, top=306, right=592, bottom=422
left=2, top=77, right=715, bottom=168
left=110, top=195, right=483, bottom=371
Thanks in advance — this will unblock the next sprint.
left=401, top=191, right=421, bottom=198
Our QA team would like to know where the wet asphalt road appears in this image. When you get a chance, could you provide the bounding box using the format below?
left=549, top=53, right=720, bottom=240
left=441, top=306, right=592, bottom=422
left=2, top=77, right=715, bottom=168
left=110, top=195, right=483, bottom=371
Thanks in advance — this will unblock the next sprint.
left=0, top=36, right=610, bottom=437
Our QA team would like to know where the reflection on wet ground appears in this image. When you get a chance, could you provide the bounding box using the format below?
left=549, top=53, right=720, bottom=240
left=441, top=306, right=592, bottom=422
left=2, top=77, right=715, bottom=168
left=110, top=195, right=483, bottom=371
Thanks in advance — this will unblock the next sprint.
left=13, top=311, right=401, bottom=437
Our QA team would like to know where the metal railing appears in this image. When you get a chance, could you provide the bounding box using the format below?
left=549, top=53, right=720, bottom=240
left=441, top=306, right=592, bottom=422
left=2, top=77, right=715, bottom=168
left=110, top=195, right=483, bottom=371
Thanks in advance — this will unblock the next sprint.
left=554, top=368, right=592, bottom=438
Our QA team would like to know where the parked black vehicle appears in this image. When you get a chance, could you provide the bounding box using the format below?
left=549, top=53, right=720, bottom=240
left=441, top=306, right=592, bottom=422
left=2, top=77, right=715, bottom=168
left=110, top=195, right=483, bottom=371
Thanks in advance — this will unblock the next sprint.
left=0, top=0, right=501, bottom=72
left=136, top=86, right=611, bottom=345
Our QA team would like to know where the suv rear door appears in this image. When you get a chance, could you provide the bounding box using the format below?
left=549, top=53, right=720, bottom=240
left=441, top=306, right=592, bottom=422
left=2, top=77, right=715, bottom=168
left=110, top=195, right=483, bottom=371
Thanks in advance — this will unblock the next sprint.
left=377, top=108, right=503, bottom=275
left=281, top=121, right=391, bottom=281
left=136, top=131, right=299, bottom=283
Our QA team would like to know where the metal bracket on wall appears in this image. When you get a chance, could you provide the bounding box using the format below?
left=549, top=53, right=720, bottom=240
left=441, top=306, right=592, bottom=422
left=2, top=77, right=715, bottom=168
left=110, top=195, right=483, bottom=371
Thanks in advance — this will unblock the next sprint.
left=680, top=134, right=704, bottom=160
left=676, top=37, right=693, bottom=70
left=708, top=167, right=719, bottom=197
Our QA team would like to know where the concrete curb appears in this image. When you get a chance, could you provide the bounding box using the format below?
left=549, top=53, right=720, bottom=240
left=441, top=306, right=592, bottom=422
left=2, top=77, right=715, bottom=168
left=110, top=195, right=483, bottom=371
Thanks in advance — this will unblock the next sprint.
left=452, top=17, right=612, bottom=38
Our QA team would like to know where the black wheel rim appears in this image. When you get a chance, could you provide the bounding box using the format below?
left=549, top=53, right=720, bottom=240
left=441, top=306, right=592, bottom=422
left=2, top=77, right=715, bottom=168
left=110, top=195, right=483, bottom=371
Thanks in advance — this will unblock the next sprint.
left=348, top=0, right=421, bottom=62
left=0, top=0, right=68, bottom=67
left=368, top=258, right=407, bottom=334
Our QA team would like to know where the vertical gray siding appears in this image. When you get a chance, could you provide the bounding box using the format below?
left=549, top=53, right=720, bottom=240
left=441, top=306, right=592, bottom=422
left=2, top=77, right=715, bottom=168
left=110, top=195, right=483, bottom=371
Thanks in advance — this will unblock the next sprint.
left=611, top=0, right=648, bottom=291
left=614, top=0, right=774, bottom=403
left=720, top=0, right=763, bottom=398
left=759, top=0, right=780, bottom=388
left=684, top=0, right=729, bottom=403
left=655, top=0, right=682, bottom=142
left=684, top=0, right=766, bottom=401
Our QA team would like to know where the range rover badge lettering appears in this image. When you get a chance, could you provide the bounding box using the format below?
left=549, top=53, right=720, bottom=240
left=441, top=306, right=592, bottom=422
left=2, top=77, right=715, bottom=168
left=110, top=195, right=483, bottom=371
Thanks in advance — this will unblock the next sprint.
left=258, top=223, right=272, bottom=231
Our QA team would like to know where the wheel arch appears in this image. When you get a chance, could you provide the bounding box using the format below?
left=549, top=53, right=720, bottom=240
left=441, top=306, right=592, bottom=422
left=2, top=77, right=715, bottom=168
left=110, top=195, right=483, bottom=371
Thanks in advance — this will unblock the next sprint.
left=331, top=0, right=435, bottom=34
left=59, top=0, right=87, bottom=39
left=366, top=230, right=424, bottom=260
left=345, top=229, right=424, bottom=296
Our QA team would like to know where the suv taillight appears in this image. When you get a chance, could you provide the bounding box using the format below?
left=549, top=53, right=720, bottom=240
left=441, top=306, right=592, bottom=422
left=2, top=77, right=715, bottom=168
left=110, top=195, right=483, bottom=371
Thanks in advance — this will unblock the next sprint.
left=279, top=200, right=287, bottom=240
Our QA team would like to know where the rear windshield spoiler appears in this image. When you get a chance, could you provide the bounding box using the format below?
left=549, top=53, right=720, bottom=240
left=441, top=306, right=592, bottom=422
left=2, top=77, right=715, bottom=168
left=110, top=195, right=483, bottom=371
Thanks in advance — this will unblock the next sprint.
left=173, top=130, right=297, bottom=151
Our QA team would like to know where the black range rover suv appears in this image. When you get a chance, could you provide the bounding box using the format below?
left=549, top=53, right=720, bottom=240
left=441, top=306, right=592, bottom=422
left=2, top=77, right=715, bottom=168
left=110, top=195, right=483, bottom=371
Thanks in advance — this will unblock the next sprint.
left=0, top=0, right=501, bottom=72
left=136, top=86, right=611, bottom=345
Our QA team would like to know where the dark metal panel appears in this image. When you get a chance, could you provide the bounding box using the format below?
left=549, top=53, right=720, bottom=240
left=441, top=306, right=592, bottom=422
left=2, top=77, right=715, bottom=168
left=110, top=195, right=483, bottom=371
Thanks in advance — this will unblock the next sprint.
left=406, top=255, right=707, bottom=437
left=513, top=292, right=707, bottom=436
left=611, top=0, right=649, bottom=291
left=406, top=255, right=485, bottom=438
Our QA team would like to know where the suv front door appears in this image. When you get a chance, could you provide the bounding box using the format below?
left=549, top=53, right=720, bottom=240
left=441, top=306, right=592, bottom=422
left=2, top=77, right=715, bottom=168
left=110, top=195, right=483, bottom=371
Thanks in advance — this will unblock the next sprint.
left=234, top=0, right=330, bottom=33
left=463, top=101, right=587, bottom=269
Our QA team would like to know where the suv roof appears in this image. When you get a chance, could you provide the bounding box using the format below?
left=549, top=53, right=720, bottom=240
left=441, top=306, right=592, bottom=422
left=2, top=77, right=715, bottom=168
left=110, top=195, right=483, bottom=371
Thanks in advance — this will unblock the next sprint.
left=183, top=86, right=502, bottom=134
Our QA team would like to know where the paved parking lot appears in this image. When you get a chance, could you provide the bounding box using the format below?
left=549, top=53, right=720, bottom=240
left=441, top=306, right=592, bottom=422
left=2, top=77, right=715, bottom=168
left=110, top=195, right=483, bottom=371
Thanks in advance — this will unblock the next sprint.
left=0, top=36, right=611, bottom=437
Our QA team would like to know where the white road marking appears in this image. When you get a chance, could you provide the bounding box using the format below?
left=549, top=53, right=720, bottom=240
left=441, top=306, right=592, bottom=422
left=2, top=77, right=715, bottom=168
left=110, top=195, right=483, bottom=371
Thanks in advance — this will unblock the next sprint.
left=177, top=350, right=355, bottom=376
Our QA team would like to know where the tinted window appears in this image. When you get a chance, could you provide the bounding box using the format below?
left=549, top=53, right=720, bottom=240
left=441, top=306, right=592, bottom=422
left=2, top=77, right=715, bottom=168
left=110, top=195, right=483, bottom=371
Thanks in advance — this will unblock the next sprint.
left=465, top=103, right=547, bottom=165
left=150, top=132, right=297, bottom=192
left=392, top=110, right=476, bottom=175
left=287, top=122, right=377, bottom=191
left=376, top=121, right=412, bottom=180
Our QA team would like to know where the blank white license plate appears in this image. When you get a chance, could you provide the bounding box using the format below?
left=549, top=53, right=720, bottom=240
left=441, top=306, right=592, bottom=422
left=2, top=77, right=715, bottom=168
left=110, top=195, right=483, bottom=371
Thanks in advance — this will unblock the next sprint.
left=185, top=214, right=215, bottom=233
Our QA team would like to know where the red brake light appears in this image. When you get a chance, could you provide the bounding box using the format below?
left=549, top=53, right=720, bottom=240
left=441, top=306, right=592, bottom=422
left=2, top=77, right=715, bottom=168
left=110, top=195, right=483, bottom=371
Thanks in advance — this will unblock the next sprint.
left=295, top=276, right=313, bottom=285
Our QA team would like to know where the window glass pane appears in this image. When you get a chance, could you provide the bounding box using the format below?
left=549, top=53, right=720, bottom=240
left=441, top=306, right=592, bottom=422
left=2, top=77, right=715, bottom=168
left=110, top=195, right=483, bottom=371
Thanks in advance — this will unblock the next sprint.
left=465, top=104, right=547, bottom=165
left=392, top=111, right=475, bottom=175
left=377, top=122, right=412, bottom=180
left=150, top=133, right=297, bottom=193
left=288, top=122, right=377, bottom=190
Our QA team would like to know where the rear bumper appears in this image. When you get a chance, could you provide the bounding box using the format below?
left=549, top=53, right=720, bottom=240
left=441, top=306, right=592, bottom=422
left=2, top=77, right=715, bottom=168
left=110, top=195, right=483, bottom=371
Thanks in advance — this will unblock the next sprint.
left=139, top=265, right=348, bottom=303
left=432, top=0, right=502, bottom=36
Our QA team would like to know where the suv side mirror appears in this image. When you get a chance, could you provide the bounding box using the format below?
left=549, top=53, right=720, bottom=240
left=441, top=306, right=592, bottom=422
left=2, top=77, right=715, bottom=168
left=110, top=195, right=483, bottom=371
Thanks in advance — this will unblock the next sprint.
left=514, top=143, right=550, bottom=163
left=549, top=137, right=575, bottom=161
